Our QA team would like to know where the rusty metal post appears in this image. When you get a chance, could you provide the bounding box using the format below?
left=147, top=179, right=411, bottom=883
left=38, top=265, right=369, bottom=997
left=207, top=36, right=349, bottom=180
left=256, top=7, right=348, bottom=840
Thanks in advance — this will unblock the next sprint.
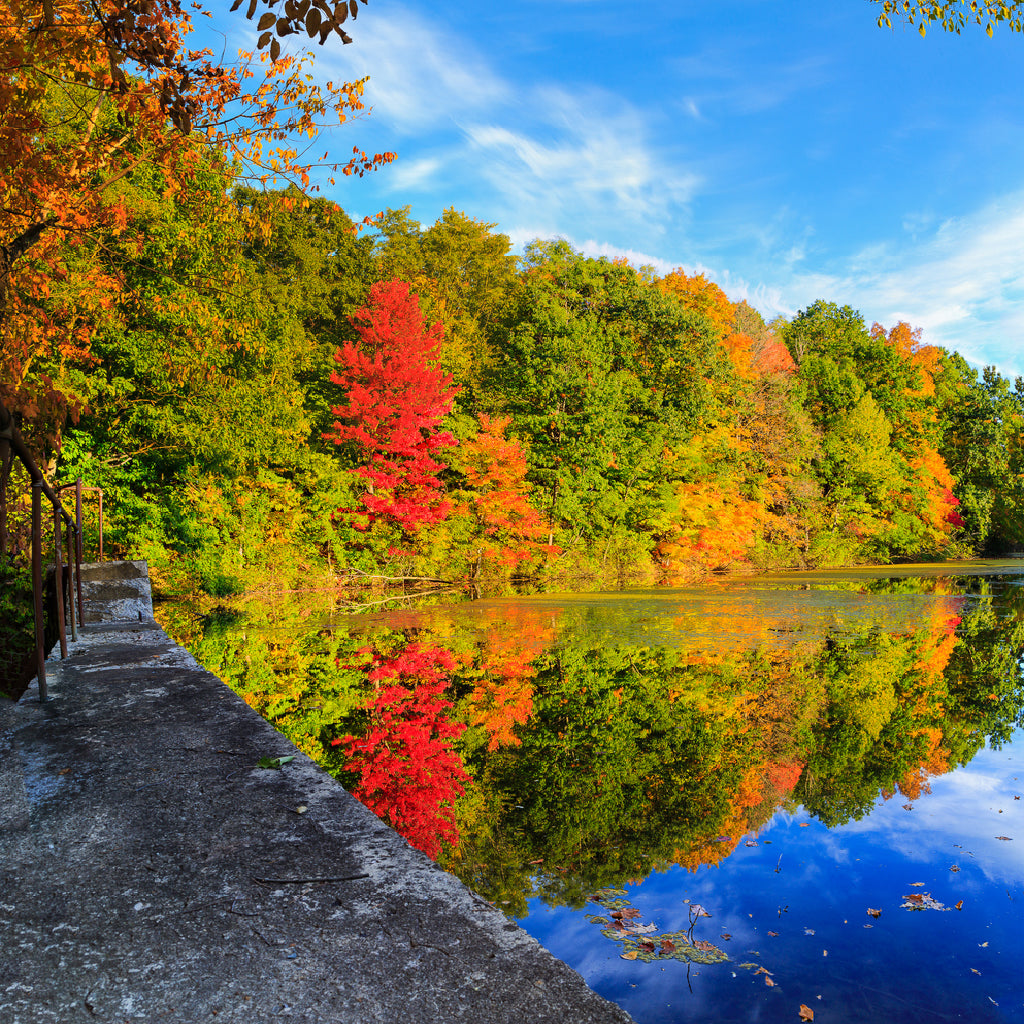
left=53, top=502, right=67, bottom=659
left=75, top=477, right=83, bottom=626
left=66, top=519, right=78, bottom=642
left=0, top=446, right=9, bottom=559
left=31, top=481, right=48, bottom=702
left=97, top=489, right=103, bottom=560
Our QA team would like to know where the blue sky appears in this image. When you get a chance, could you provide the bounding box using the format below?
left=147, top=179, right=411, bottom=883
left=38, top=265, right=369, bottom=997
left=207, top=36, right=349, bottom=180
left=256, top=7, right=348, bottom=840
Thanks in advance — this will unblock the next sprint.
left=213, top=1, right=1024, bottom=377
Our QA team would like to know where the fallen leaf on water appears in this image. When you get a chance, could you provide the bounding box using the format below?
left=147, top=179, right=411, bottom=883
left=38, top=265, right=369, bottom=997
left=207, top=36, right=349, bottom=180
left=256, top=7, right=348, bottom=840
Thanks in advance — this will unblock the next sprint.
left=694, top=940, right=722, bottom=954
left=799, top=1004, right=815, bottom=1021
left=660, top=939, right=676, bottom=953
left=720, top=933, right=732, bottom=940
left=902, top=803, right=913, bottom=810
left=754, top=966, right=774, bottom=976
left=765, top=976, right=776, bottom=987
left=901, top=893, right=950, bottom=911
left=620, top=951, right=638, bottom=960
left=620, top=907, right=642, bottom=920
left=909, top=882, right=926, bottom=887
left=950, top=864, right=960, bottom=872
left=804, top=928, right=815, bottom=935
left=639, top=941, right=656, bottom=952
left=633, top=923, right=658, bottom=934
left=956, top=900, right=964, bottom=910
left=864, top=924, right=873, bottom=929
left=768, top=931, right=779, bottom=937
left=689, top=904, right=712, bottom=918
left=980, top=941, right=988, bottom=947
left=971, top=968, right=981, bottom=975
left=745, top=840, right=759, bottom=847
left=822, top=950, right=828, bottom=957
left=995, top=836, right=1012, bottom=841
left=867, top=908, right=881, bottom=918
left=798, top=823, right=810, bottom=828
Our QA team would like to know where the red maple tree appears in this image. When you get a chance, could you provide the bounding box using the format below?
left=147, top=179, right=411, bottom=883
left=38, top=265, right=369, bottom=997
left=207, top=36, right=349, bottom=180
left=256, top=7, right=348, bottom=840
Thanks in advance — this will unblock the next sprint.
left=325, top=280, right=461, bottom=537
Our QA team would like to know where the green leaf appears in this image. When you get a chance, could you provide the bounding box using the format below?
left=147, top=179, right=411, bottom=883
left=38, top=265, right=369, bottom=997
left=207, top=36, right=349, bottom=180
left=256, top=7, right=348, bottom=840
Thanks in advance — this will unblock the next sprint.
left=257, top=755, right=295, bottom=769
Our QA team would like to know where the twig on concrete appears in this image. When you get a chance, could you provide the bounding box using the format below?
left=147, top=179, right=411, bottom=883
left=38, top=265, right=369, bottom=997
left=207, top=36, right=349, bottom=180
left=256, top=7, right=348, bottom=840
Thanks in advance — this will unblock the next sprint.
left=251, top=873, right=370, bottom=884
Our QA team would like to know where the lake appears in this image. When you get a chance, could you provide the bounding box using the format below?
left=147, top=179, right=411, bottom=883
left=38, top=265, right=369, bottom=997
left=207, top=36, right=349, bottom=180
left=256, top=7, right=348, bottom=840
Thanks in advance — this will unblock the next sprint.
left=157, top=561, right=1024, bottom=1023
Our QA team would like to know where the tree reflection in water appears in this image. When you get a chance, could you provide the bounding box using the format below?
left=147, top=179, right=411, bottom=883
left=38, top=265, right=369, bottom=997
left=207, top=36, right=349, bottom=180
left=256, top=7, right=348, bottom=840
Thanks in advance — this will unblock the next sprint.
left=159, top=566, right=1024, bottom=1023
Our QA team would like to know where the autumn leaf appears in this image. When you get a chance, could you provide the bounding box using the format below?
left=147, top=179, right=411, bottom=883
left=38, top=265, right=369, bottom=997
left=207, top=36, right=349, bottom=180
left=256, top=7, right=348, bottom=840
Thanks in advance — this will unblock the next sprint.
left=799, top=1005, right=815, bottom=1021
left=867, top=908, right=881, bottom=918
left=765, top=975, right=776, bottom=987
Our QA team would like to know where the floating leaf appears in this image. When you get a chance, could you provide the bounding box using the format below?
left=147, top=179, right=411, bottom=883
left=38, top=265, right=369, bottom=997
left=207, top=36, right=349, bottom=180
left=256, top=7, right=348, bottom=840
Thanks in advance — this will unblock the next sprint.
left=995, top=836, right=1012, bottom=841
left=620, top=951, right=638, bottom=960
left=867, top=908, right=881, bottom=918
left=901, top=892, right=950, bottom=911
left=765, top=975, right=775, bottom=987
left=908, top=882, right=926, bottom=887
left=799, top=1005, right=815, bottom=1021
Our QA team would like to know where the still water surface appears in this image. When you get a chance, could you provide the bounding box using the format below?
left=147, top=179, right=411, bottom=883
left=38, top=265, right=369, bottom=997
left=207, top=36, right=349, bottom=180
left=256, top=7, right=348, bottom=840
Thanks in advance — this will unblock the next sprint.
left=159, top=562, right=1024, bottom=1023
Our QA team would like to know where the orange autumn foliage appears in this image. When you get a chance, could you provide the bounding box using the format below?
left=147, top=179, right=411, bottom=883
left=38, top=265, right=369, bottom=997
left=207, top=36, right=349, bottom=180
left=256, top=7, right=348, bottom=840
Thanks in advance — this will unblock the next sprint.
left=456, top=414, right=558, bottom=570
left=657, top=269, right=735, bottom=339
left=0, top=0, right=394, bottom=451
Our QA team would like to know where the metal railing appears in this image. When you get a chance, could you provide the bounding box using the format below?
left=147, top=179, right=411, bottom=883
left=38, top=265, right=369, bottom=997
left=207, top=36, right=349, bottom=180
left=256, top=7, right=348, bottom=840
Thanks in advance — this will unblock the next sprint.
left=0, top=399, right=83, bottom=702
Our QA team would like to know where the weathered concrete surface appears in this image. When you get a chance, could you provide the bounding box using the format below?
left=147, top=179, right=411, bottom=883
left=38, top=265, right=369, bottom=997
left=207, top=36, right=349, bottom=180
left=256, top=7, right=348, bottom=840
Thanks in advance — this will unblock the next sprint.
left=77, top=559, right=154, bottom=623
left=0, top=564, right=633, bottom=1024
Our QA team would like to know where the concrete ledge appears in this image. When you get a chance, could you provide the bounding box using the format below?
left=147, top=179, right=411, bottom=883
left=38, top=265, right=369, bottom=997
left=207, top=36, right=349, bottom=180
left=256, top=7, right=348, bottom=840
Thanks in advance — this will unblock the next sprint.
left=0, top=571, right=633, bottom=1023
left=77, top=559, right=154, bottom=623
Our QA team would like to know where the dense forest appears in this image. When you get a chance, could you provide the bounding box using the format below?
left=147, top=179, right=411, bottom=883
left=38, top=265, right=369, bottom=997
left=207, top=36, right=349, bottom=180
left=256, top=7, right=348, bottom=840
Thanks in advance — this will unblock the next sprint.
left=7, top=161, right=1024, bottom=595
left=8, top=169, right=1024, bottom=595
left=4, top=3, right=1024, bottom=602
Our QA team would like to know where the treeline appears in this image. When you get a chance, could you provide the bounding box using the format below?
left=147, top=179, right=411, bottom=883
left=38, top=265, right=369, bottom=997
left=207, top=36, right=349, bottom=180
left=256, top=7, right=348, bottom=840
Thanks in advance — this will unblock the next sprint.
left=9, top=143, right=1024, bottom=593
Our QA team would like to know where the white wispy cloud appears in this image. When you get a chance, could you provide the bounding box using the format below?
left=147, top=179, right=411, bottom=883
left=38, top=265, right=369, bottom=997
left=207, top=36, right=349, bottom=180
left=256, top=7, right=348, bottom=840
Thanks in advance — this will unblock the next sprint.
left=462, top=86, right=702, bottom=237
left=776, top=190, right=1024, bottom=375
left=313, top=3, right=508, bottom=133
